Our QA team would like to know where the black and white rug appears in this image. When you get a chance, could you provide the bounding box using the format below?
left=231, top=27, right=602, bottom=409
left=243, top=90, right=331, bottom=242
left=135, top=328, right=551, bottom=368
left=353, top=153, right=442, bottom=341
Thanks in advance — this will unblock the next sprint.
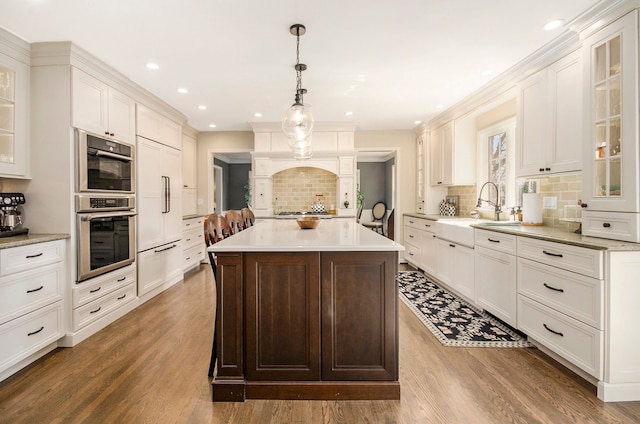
left=398, top=271, right=531, bottom=348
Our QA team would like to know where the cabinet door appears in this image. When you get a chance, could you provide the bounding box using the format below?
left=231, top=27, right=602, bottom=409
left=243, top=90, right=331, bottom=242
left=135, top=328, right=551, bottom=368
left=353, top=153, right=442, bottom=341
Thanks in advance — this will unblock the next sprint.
left=321, top=251, right=398, bottom=381
left=441, top=121, right=454, bottom=185
left=475, top=246, right=517, bottom=327
left=421, top=230, right=438, bottom=277
left=436, top=238, right=455, bottom=288
left=72, top=68, right=109, bottom=137
left=516, top=69, right=548, bottom=177
left=454, top=244, right=475, bottom=302
left=429, top=127, right=443, bottom=186
left=0, top=53, right=29, bottom=178
left=182, top=133, right=197, bottom=188
left=244, top=252, right=321, bottom=381
left=582, top=11, right=639, bottom=213
left=107, top=89, right=136, bottom=143
left=549, top=50, right=583, bottom=174
left=163, top=146, right=183, bottom=243
left=137, top=137, right=164, bottom=251
left=253, top=178, right=271, bottom=210
left=416, top=135, right=425, bottom=208
left=137, top=242, right=181, bottom=296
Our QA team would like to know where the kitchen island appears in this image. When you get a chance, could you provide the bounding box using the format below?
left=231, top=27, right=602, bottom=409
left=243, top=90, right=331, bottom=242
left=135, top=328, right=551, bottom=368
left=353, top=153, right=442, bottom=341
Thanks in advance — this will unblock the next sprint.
left=207, top=219, right=404, bottom=402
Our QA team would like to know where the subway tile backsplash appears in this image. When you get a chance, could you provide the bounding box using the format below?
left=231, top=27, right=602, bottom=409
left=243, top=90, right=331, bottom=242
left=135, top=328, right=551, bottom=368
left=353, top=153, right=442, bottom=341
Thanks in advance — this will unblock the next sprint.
left=446, top=173, right=583, bottom=230
left=271, top=167, right=337, bottom=212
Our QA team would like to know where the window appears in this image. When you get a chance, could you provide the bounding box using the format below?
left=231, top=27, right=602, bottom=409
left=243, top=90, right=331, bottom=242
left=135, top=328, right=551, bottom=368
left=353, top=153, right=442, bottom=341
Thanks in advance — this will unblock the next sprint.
left=477, top=119, right=516, bottom=212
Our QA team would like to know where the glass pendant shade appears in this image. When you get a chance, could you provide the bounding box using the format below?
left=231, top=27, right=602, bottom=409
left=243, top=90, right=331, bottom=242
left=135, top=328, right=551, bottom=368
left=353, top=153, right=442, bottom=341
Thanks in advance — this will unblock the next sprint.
left=293, top=144, right=313, bottom=160
left=282, top=102, right=314, bottom=142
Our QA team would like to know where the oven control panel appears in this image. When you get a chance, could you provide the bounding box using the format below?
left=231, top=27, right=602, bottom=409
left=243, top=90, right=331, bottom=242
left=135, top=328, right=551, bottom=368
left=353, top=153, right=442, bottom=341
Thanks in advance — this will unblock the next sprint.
left=76, top=195, right=135, bottom=212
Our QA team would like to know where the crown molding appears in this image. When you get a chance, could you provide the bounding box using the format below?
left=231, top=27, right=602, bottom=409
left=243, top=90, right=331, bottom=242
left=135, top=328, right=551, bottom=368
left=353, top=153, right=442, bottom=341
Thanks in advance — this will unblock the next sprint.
left=0, top=27, right=30, bottom=64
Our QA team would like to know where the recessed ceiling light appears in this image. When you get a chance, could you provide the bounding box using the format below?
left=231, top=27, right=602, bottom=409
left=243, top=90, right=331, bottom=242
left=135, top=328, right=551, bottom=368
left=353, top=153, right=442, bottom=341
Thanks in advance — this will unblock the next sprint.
left=146, top=63, right=159, bottom=70
left=177, top=88, right=188, bottom=94
left=481, top=70, right=493, bottom=77
left=198, top=105, right=207, bottom=110
left=436, top=104, right=444, bottom=109
left=254, top=112, right=263, bottom=118
left=345, top=111, right=353, bottom=116
left=414, top=120, right=422, bottom=125
left=544, top=19, right=563, bottom=31
left=209, top=124, right=217, bottom=128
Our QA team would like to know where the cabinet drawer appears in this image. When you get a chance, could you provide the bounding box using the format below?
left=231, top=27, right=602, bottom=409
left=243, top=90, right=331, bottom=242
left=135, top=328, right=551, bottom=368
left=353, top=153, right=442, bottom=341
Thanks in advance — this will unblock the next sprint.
left=517, top=258, right=603, bottom=329
left=183, top=243, right=205, bottom=266
left=404, top=216, right=436, bottom=231
left=582, top=210, right=640, bottom=243
left=0, top=240, right=65, bottom=276
left=183, top=226, right=203, bottom=250
left=72, top=264, right=136, bottom=308
left=517, top=295, right=603, bottom=379
left=182, top=216, right=204, bottom=232
left=0, top=302, right=63, bottom=372
left=517, top=237, right=603, bottom=279
left=0, top=263, right=64, bottom=325
left=474, top=229, right=517, bottom=254
left=73, top=283, right=136, bottom=331
left=404, top=227, right=422, bottom=245
left=404, top=243, right=420, bottom=265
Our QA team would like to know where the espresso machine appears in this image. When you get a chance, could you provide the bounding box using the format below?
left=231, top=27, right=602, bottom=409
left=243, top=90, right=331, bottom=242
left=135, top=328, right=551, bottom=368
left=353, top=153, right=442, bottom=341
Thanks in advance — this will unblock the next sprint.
left=0, top=193, right=28, bottom=237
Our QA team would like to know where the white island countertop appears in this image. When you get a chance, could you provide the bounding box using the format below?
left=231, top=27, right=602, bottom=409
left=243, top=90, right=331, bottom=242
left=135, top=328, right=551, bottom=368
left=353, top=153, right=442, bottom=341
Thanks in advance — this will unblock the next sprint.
left=207, top=219, right=405, bottom=252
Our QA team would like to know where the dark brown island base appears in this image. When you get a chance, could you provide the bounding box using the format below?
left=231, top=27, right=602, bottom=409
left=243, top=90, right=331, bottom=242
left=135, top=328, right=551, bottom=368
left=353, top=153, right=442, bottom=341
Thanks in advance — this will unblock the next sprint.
left=207, top=219, right=404, bottom=402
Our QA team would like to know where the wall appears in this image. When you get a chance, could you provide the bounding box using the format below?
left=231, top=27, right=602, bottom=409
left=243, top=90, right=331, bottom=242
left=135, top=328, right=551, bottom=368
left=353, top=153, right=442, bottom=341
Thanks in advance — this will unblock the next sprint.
left=272, top=167, right=337, bottom=213
left=196, top=131, right=253, bottom=215
left=357, top=162, right=386, bottom=209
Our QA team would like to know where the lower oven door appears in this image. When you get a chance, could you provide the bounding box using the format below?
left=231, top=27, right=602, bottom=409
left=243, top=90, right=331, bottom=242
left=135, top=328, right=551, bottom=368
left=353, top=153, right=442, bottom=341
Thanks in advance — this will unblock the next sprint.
left=77, top=211, right=136, bottom=282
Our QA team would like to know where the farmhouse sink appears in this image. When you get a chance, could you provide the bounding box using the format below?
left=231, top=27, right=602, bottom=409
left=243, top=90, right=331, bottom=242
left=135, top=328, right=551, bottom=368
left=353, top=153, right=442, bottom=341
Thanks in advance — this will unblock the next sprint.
left=435, top=218, right=477, bottom=247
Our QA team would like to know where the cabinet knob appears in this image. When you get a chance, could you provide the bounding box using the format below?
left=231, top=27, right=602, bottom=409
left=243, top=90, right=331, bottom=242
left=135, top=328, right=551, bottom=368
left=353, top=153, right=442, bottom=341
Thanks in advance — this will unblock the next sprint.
left=603, top=222, right=611, bottom=228
left=539, top=168, right=545, bottom=172
left=105, top=131, right=110, bottom=135
left=545, top=167, right=551, bottom=172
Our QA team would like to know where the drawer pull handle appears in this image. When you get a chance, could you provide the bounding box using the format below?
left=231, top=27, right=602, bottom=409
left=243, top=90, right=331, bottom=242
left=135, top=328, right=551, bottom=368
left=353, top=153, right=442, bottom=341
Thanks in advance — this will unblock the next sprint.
left=89, top=287, right=102, bottom=293
left=488, top=238, right=500, bottom=243
left=409, top=253, right=414, bottom=256
left=155, top=244, right=178, bottom=253
left=543, top=323, right=564, bottom=337
left=186, top=256, right=191, bottom=260
left=27, top=286, right=44, bottom=293
left=117, top=277, right=126, bottom=282
left=424, top=224, right=431, bottom=228
left=26, top=252, right=44, bottom=259
left=90, top=307, right=102, bottom=314
left=409, top=220, right=414, bottom=224
left=28, top=326, right=44, bottom=336
left=449, top=244, right=456, bottom=248
left=117, top=294, right=127, bottom=300
left=409, top=234, right=414, bottom=238
left=543, top=283, right=564, bottom=293
left=543, top=250, right=563, bottom=258
left=603, top=222, right=611, bottom=228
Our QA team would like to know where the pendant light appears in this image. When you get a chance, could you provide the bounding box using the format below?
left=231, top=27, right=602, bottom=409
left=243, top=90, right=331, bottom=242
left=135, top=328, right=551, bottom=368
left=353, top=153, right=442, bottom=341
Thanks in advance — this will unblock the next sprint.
left=282, top=24, right=314, bottom=156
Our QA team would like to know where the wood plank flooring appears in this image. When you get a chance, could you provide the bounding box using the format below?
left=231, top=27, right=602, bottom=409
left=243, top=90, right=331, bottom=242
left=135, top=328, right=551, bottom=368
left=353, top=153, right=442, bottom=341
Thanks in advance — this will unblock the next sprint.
left=1, top=264, right=640, bottom=423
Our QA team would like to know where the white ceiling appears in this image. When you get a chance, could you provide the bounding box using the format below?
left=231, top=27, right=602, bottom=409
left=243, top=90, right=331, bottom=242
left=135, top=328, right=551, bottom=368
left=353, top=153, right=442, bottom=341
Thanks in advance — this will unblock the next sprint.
left=0, top=0, right=602, bottom=132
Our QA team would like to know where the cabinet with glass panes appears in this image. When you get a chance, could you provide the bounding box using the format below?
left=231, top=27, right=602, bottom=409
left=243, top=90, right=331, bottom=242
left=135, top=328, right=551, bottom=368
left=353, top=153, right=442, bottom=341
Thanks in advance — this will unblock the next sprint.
left=581, top=10, right=640, bottom=242
left=0, top=52, right=29, bottom=178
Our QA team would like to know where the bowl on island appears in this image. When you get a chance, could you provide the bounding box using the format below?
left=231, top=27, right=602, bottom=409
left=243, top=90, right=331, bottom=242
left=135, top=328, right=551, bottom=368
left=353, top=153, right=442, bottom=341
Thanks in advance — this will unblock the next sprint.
left=297, top=216, right=320, bottom=229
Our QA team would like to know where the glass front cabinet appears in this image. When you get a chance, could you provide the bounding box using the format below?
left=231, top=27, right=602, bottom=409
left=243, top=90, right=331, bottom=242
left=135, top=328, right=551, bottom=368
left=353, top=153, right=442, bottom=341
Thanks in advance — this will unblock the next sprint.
left=0, top=52, right=28, bottom=178
left=581, top=11, right=640, bottom=242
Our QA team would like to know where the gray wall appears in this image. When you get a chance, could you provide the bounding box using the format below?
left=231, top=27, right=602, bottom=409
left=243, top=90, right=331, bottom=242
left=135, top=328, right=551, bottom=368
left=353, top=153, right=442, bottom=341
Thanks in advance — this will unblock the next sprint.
left=357, top=162, right=387, bottom=211
left=214, top=158, right=250, bottom=211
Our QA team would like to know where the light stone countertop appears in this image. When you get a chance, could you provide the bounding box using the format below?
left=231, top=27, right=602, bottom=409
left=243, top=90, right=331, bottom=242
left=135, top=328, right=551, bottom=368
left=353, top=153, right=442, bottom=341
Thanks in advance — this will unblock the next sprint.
left=207, top=218, right=404, bottom=252
left=403, top=212, right=640, bottom=251
left=0, top=233, right=70, bottom=250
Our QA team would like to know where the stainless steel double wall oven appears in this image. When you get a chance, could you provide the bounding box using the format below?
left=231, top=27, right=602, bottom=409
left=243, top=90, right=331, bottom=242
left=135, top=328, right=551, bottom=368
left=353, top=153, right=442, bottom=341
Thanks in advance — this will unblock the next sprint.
left=75, top=129, right=136, bottom=282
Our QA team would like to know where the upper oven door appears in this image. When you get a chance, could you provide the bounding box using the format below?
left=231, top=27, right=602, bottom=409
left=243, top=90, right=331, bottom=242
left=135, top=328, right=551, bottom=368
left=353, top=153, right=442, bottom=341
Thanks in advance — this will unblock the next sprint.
left=77, top=129, right=135, bottom=193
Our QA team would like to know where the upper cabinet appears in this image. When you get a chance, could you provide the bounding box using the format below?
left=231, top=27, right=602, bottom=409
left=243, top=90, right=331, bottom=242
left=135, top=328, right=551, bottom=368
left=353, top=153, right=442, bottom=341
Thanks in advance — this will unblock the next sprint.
left=429, top=118, right=475, bottom=187
left=582, top=11, right=638, bottom=215
left=0, top=51, right=29, bottom=178
left=416, top=133, right=425, bottom=213
left=136, top=104, right=182, bottom=150
left=72, top=68, right=136, bottom=144
left=516, top=49, right=583, bottom=177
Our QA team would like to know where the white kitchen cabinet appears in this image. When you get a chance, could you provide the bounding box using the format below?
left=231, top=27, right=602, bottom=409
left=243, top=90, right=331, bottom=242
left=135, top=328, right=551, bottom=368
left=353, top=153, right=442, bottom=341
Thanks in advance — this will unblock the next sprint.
left=429, top=118, right=475, bottom=187
left=0, top=239, right=65, bottom=382
left=253, top=177, right=272, bottom=211
left=420, top=223, right=438, bottom=277
left=137, top=136, right=183, bottom=252
left=581, top=11, right=640, bottom=241
left=516, top=49, right=583, bottom=177
left=474, top=229, right=517, bottom=327
left=137, top=241, right=183, bottom=296
left=182, top=131, right=197, bottom=216
left=403, top=216, right=437, bottom=274
left=182, top=216, right=205, bottom=273
left=136, top=104, right=182, bottom=150
left=416, top=134, right=425, bottom=212
left=72, top=68, right=136, bottom=144
left=0, top=51, right=29, bottom=178
left=436, top=239, right=475, bottom=302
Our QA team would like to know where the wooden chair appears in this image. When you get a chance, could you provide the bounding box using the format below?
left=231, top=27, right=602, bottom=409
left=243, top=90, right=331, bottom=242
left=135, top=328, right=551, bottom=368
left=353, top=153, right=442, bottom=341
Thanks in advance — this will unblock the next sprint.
left=362, top=201, right=387, bottom=234
left=241, top=207, right=255, bottom=228
left=224, top=210, right=245, bottom=234
left=204, top=213, right=232, bottom=278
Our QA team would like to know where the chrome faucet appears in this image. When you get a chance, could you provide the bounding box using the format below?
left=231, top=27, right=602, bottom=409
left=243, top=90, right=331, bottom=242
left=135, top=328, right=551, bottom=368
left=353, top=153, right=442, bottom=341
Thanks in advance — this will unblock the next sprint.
left=476, top=181, right=502, bottom=221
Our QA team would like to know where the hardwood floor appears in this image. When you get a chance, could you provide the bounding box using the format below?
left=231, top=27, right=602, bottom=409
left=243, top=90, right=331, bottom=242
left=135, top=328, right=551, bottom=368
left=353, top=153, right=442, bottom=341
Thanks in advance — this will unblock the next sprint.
left=1, top=264, right=639, bottom=423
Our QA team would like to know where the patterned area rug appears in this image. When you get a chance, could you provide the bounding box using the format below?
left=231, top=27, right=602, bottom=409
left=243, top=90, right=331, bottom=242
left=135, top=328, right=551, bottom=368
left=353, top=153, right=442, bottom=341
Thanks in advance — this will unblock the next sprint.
left=398, top=271, right=531, bottom=348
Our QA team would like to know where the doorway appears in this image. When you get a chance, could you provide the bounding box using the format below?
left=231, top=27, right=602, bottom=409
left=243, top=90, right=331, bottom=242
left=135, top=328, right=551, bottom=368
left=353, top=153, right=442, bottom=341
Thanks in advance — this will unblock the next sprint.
left=356, top=149, right=397, bottom=239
